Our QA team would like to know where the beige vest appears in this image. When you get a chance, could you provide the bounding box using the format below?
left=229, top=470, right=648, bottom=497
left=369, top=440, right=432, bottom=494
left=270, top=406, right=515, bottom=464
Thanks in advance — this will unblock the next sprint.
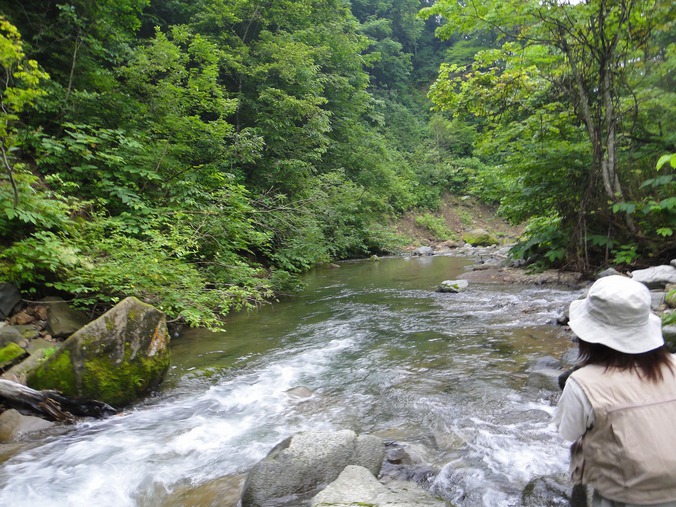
left=570, top=360, right=676, bottom=504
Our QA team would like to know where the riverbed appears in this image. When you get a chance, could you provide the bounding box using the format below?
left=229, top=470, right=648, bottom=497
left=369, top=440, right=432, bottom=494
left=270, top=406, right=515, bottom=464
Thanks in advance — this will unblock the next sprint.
left=0, top=254, right=581, bottom=506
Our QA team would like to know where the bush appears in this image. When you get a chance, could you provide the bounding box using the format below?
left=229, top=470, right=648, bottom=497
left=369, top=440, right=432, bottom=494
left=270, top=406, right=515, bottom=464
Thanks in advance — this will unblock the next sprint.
left=415, top=213, right=456, bottom=240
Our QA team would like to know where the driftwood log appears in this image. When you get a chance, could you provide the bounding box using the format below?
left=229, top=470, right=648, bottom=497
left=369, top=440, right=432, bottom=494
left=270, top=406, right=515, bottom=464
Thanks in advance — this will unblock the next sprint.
left=0, top=379, right=117, bottom=422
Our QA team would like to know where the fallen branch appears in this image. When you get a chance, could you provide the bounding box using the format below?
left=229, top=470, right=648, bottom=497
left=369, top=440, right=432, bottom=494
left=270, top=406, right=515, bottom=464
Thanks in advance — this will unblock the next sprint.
left=0, top=379, right=118, bottom=422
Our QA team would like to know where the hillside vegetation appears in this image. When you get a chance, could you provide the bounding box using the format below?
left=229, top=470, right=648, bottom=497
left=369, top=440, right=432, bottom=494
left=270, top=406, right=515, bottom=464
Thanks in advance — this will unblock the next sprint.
left=0, top=0, right=673, bottom=329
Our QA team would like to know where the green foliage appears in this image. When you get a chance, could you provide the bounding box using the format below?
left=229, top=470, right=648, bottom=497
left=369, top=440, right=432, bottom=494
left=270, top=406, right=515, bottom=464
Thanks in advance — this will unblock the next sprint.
left=662, top=311, right=676, bottom=327
left=414, top=213, right=455, bottom=240
left=510, top=216, right=567, bottom=270
left=612, top=245, right=641, bottom=267
left=422, top=0, right=676, bottom=269
left=47, top=212, right=272, bottom=331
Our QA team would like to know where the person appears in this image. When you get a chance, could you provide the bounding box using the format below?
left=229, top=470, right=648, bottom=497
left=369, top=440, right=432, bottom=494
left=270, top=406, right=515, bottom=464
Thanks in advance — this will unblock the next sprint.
left=553, top=275, right=676, bottom=507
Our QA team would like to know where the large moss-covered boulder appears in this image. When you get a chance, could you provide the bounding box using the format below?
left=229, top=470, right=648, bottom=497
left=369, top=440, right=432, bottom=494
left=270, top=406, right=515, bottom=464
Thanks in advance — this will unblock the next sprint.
left=462, top=228, right=499, bottom=247
left=26, top=297, right=170, bottom=407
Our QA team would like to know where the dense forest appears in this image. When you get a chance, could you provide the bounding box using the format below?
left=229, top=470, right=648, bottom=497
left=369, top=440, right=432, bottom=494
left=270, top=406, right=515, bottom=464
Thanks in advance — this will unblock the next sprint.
left=0, top=0, right=674, bottom=330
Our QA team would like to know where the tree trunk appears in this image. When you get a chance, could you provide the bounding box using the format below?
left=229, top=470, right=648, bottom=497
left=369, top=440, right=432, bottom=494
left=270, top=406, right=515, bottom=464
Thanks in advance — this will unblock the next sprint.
left=0, top=379, right=117, bottom=422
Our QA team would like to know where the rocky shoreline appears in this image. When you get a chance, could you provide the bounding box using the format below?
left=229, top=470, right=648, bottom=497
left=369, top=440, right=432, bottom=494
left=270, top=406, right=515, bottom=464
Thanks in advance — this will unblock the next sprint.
left=0, top=294, right=171, bottom=441
left=0, top=247, right=675, bottom=506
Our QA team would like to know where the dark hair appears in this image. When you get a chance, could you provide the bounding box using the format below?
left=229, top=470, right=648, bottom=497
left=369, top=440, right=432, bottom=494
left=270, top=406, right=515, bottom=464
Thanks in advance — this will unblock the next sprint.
left=577, top=340, right=674, bottom=383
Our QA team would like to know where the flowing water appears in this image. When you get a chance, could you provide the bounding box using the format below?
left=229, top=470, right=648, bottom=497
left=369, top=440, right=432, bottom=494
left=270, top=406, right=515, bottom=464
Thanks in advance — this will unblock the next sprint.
left=0, top=255, right=582, bottom=506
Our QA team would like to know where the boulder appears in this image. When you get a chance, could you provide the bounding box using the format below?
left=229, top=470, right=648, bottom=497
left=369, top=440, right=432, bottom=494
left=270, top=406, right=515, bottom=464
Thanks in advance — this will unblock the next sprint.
left=0, top=408, right=54, bottom=442
left=241, top=430, right=385, bottom=507
left=311, top=465, right=447, bottom=507
left=528, top=356, right=562, bottom=371
left=26, top=297, right=170, bottom=407
left=43, top=297, right=89, bottom=338
left=436, top=280, right=469, bottom=293
left=413, top=246, right=434, bottom=257
left=630, top=265, right=676, bottom=289
left=521, top=474, right=573, bottom=506
left=0, top=283, right=22, bottom=319
left=462, top=229, right=499, bottom=247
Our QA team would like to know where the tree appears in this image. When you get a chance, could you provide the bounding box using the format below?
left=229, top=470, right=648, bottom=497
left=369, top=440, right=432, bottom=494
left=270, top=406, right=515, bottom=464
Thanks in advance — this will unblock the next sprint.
left=0, top=16, right=49, bottom=207
left=422, top=0, right=676, bottom=268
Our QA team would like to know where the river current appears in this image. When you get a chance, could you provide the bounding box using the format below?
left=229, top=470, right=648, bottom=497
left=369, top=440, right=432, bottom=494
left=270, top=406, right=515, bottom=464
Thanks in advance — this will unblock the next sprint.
left=0, top=254, right=581, bottom=506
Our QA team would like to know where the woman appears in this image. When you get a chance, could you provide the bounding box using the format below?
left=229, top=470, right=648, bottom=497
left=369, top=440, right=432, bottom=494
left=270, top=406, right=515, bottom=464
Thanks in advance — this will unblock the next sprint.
left=553, top=275, right=676, bottom=507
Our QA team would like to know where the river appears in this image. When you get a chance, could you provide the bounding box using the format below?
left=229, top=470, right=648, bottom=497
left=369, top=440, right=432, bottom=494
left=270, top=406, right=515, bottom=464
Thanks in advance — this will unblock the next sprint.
left=0, top=254, right=581, bottom=506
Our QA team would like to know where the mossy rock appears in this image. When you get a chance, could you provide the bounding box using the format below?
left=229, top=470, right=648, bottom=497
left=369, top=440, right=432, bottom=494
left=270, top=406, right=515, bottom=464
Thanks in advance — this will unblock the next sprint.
left=26, top=297, right=171, bottom=407
left=462, top=228, right=499, bottom=247
left=0, top=342, right=28, bottom=372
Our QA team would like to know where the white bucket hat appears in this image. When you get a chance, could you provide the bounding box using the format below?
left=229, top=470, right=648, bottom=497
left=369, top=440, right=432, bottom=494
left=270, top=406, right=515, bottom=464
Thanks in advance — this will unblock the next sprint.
left=568, top=275, right=664, bottom=354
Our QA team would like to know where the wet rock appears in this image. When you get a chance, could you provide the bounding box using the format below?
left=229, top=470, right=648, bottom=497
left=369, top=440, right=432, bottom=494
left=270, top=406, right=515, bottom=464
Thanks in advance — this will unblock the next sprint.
left=0, top=408, right=54, bottom=442
left=164, top=474, right=245, bottom=507
left=310, top=465, right=447, bottom=507
left=382, top=441, right=439, bottom=487
left=528, top=356, right=562, bottom=371
left=521, top=474, right=570, bottom=506
left=285, top=386, right=313, bottom=399
left=42, top=297, right=89, bottom=338
left=436, top=280, right=469, bottom=293
left=561, top=348, right=579, bottom=367
left=26, top=297, right=171, bottom=407
left=240, top=430, right=384, bottom=507
left=0, top=283, right=22, bottom=320
left=527, top=368, right=562, bottom=391
left=630, top=265, right=676, bottom=289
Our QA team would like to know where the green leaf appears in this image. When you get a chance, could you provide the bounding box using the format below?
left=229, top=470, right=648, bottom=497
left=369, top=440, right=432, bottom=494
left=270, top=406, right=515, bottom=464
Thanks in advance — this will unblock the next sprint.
left=656, top=154, right=676, bottom=170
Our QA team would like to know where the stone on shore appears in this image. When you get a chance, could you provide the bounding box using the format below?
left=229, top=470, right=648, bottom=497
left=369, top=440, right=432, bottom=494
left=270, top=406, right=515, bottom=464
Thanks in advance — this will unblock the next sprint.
left=462, top=229, right=499, bottom=247
left=413, top=246, right=434, bottom=257
left=630, top=265, right=676, bottom=289
left=0, top=408, right=54, bottom=442
left=43, top=297, right=89, bottom=338
left=26, top=297, right=170, bottom=407
left=0, top=284, right=22, bottom=320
